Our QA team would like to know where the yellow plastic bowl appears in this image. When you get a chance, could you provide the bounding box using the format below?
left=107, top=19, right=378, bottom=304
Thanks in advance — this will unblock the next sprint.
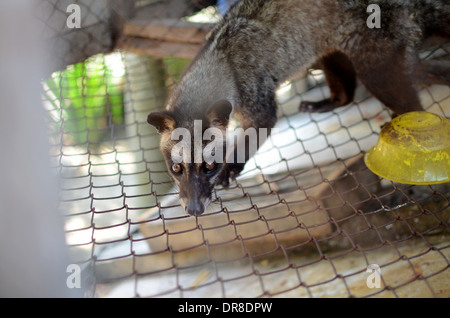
left=364, top=111, right=450, bottom=185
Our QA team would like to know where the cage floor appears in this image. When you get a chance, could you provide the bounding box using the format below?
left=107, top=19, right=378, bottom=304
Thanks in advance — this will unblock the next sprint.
left=95, top=235, right=448, bottom=298
left=48, top=51, right=449, bottom=298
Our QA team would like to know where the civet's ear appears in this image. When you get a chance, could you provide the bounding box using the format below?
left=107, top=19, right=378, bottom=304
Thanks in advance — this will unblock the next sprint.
left=147, top=111, right=177, bottom=134
left=206, top=100, right=233, bottom=128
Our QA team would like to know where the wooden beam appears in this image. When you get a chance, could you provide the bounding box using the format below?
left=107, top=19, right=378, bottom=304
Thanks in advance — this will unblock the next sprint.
left=133, top=0, right=217, bottom=20
left=116, top=36, right=204, bottom=59
left=123, top=18, right=213, bottom=44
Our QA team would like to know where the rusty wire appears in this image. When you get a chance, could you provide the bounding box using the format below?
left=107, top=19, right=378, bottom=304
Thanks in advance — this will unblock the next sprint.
left=40, top=0, right=449, bottom=298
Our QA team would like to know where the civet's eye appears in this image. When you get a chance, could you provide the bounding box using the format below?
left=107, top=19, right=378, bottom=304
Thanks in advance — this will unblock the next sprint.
left=172, top=163, right=182, bottom=174
left=204, top=162, right=216, bottom=173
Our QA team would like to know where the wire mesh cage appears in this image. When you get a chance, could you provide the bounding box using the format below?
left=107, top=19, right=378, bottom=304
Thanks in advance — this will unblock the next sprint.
left=38, top=0, right=449, bottom=298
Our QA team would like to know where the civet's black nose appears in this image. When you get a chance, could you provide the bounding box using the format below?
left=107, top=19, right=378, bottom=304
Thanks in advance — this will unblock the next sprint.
left=186, top=200, right=205, bottom=216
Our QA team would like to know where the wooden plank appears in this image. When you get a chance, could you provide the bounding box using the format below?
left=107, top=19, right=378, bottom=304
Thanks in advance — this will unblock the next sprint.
left=123, top=18, right=213, bottom=44
left=116, top=36, right=203, bottom=59
left=133, top=0, right=216, bottom=20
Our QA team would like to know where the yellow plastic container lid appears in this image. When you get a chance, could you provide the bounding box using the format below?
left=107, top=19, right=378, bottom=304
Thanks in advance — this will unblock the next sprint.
left=364, top=111, right=450, bottom=185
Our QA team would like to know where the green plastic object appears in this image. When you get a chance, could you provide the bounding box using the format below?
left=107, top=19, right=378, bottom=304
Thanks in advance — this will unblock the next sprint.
left=364, top=111, right=450, bottom=185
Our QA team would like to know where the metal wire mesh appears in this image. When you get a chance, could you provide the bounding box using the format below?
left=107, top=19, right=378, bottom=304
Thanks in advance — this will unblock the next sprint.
left=40, top=0, right=449, bottom=298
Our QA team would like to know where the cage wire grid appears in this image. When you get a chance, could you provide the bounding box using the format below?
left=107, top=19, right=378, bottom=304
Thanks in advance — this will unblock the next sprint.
left=39, top=0, right=449, bottom=298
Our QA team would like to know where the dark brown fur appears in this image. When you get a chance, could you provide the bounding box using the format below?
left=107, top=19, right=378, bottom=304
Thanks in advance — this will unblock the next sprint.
left=148, top=0, right=450, bottom=215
